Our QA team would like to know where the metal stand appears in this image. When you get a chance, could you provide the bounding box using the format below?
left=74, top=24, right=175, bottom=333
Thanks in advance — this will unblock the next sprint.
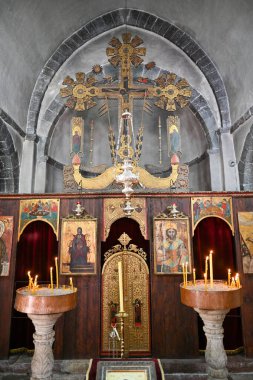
left=116, top=311, right=128, bottom=358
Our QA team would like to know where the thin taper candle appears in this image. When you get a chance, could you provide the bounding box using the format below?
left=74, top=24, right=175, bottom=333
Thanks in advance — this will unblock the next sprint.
left=55, top=257, right=59, bottom=288
left=193, top=268, right=196, bottom=286
left=228, top=269, right=231, bottom=287
left=69, top=277, right=73, bottom=291
left=50, top=267, right=53, bottom=289
left=209, top=251, right=213, bottom=287
left=118, top=261, right=124, bottom=312
left=205, top=256, right=209, bottom=279
left=182, top=263, right=185, bottom=286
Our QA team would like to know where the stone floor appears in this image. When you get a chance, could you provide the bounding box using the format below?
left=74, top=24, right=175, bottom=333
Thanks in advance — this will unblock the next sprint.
left=0, top=353, right=253, bottom=379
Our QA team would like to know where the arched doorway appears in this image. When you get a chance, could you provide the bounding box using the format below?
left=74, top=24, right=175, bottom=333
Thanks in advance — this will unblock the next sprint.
left=101, top=217, right=150, bottom=357
left=10, top=220, right=58, bottom=351
left=193, top=217, right=243, bottom=351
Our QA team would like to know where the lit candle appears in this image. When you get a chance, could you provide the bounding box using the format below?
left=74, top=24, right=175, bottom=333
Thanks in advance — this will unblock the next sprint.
left=55, top=257, right=59, bottom=288
left=118, top=261, right=124, bottom=312
left=235, top=273, right=240, bottom=288
left=69, top=277, right=73, bottom=291
left=193, top=268, right=196, bottom=286
left=27, top=271, right=31, bottom=289
left=185, top=262, right=188, bottom=286
left=209, top=251, right=213, bottom=288
left=205, top=256, right=209, bottom=279
left=231, top=277, right=235, bottom=287
left=34, top=275, right=38, bottom=287
left=228, top=269, right=231, bottom=287
left=50, top=267, right=53, bottom=289
left=182, top=263, right=185, bottom=286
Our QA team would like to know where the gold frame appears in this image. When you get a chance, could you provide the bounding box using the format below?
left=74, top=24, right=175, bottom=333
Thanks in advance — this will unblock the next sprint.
left=0, top=216, right=14, bottom=277
left=60, top=217, right=97, bottom=275
left=191, top=196, right=234, bottom=235
left=105, top=369, right=148, bottom=380
left=153, top=216, right=192, bottom=275
left=18, top=199, right=60, bottom=240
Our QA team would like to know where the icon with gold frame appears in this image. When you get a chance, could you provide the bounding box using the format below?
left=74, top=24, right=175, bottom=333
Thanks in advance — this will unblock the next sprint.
left=154, top=216, right=191, bottom=274
left=60, top=217, right=97, bottom=275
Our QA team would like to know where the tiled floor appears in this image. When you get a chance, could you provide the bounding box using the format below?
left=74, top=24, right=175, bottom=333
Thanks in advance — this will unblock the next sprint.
left=0, top=354, right=253, bottom=379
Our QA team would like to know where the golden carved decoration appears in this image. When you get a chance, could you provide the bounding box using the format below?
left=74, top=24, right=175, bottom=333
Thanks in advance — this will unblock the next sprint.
left=148, top=73, right=192, bottom=111
left=117, top=135, right=134, bottom=160
left=104, top=234, right=147, bottom=261
left=73, top=164, right=116, bottom=189
left=60, top=72, right=99, bottom=111
left=72, top=164, right=179, bottom=191
left=60, top=32, right=193, bottom=191
left=101, top=250, right=150, bottom=355
left=103, top=198, right=147, bottom=241
left=137, top=165, right=179, bottom=188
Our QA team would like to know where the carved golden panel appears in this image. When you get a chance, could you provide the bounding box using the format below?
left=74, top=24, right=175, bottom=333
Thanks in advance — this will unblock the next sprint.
left=103, top=198, right=147, bottom=241
left=101, top=251, right=150, bottom=355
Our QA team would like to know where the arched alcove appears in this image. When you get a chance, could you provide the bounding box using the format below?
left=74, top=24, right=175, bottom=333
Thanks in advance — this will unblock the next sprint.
left=193, top=217, right=243, bottom=351
left=10, top=220, right=58, bottom=351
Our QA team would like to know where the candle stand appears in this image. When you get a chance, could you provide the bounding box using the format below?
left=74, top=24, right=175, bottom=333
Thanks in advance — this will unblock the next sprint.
left=15, top=286, right=77, bottom=380
left=180, top=280, right=242, bottom=380
left=116, top=311, right=128, bottom=358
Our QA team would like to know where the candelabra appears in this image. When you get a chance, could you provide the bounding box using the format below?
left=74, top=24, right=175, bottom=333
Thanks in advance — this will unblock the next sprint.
left=115, top=111, right=140, bottom=216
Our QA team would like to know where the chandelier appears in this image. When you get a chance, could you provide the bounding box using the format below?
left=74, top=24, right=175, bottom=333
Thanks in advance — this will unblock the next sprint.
left=115, top=111, right=140, bottom=215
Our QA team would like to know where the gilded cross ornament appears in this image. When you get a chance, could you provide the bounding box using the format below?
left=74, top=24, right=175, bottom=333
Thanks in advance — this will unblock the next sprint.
left=118, top=232, right=132, bottom=250
left=147, top=73, right=192, bottom=111
left=60, top=33, right=192, bottom=115
left=60, top=72, right=100, bottom=111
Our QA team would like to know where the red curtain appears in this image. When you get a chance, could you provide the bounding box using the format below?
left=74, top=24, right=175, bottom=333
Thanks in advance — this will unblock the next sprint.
left=10, top=221, right=58, bottom=350
left=193, top=217, right=243, bottom=351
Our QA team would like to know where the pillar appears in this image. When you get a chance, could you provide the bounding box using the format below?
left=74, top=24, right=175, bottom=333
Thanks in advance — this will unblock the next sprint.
left=219, top=129, right=240, bottom=191
left=207, top=148, right=223, bottom=191
left=19, top=135, right=36, bottom=193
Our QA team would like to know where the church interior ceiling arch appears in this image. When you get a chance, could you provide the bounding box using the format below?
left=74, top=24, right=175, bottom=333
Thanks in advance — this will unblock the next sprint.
left=2, top=6, right=253, bottom=193
left=35, top=23, right=224, bottom=193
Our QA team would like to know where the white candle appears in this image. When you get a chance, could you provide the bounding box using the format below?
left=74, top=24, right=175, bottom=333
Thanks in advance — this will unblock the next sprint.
left=50, top=267, right=53, bottom=289
left=182, top=263, right=185, bottom=286
left=205, top=256, right=209, bottom=279
left=69, top=277, right=73, bottom=291
left=228, top=269, right=231, bottom=287
left=209, top=251, right=213, bottom=288
left=118, top=261, right=124, bottom=312
left=55, top=257, right=59, bottom=288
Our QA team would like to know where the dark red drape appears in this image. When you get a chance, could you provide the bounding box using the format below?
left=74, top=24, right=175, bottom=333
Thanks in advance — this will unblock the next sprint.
left=10, top=221, right=58, bottom=350
left=193, top=217, right=243, bottom=351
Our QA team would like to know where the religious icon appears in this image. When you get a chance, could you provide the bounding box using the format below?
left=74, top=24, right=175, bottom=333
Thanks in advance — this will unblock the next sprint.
left=167, top=115, right=181, bottom=155
left=238, top=212, right=253, bottom=273
left=18, top=199, right=60, bottom=240
left=133, top=298, right=142, bottom=327
left=191, top=196, right=233, bottom=235
left=60, top=217, right=97, bottom=275
left=0, top=217, right=14, bottom=276
left=71, top=117, right=84, bottom=157
left=154, top=216, right=191, bottom=274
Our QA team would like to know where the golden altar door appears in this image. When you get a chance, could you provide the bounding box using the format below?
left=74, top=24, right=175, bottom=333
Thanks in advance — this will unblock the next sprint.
left=101, top=244, right=150, bottom=356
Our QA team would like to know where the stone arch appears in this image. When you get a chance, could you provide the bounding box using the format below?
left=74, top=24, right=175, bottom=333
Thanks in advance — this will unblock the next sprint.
left=0, top=112, right=20, bottom=193
left=238, top=124, right=253, bottom=191
left=27, top=8, right=229, bottom=141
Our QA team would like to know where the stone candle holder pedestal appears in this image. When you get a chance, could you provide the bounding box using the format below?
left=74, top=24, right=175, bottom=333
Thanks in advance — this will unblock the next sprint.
left=14, top=286, right=77, bottom=380
left=180, top=280, right=242, bottom=380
